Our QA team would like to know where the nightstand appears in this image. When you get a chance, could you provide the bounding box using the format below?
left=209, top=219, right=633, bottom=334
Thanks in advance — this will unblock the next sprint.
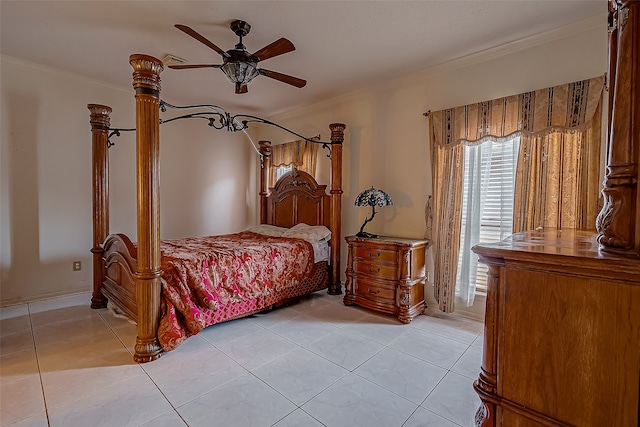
left=343, top=235, right=430, bottom=323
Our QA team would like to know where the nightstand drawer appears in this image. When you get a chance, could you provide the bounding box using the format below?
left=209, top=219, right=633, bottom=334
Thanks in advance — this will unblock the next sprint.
left=353, top=246, right=398, bottom=264
left=354, top=261, right=398, bottom=280
left=354, top=281, right=395, bottom=303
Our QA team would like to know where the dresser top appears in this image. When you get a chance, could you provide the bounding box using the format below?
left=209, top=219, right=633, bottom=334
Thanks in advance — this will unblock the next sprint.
left=472, top=229, right=640, bottom=280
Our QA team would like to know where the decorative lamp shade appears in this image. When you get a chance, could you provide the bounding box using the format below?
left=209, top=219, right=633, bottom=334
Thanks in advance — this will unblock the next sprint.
left=354, top=187, right=393, bottom=238
left=221, top=61, right=260, bottom=85
left=355, top=187, right=393, bottom=208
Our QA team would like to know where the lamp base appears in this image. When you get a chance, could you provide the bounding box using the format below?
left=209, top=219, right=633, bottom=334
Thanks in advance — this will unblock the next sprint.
left=356, top=231, right=378, bottom=239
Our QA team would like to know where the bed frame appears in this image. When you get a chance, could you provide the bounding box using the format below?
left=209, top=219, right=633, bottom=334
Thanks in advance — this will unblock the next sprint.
left=88, top=54, right=345, bottom=362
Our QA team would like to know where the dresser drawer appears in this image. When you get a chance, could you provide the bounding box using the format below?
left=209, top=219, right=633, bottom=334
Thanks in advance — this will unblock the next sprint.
left=353, top=246, right=398, bottom=264
left=354, top=280, right=395, bottom=303
left=354, top=261, right=398, bottom=280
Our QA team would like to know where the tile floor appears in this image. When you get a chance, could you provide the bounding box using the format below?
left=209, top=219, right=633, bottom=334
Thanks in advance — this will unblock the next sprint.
left=1, top=291, right=484, bottom=427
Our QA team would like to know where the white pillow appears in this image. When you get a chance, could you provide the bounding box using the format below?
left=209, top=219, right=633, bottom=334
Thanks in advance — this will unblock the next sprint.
left=246, top=224, right=289, bottom=237
left=282, top=223, right=332, bottom=242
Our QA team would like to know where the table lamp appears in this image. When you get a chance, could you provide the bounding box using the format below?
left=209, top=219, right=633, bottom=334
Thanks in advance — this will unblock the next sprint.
left=354, top=187, right=393, bottom=238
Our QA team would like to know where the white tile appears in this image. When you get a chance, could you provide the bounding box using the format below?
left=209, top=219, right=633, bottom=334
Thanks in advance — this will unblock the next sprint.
left=0, top=304, right=28, bottom=321
left=305, top=329, right=384, bottom=371
left=32, top=312, right=110, bottom=348
left=2, top=411, right=49, bottom=427
left=251, top=306, right=304, bottom=329
left=451, top=344, right=483, bottom=380
left=402, top=406, right=460, bottom=427
left=28, top=293, right=93, bottom=326
left=272, top=409, right=325, bottom=427
left=27, top=293, right=91, bottom=314
left=0, top=349, right=39, bottom=386
left=141, top=335, right=216, bottom=374
left=390, top=328, right=469, bottom=369
left=177, top=374, right=296, bottom=427
left=303, top=374, right=417, bottom=427
left=215, top=328, right=298, bottom=371
left=0, top=291, right=487, bottom=427
left=41, top=350, right=145, bottom=409
left=0, top=330, right=34, bottom=356
left=198, top=317, right=265, bottom=347
left=0, top=374, right=46, bottom=426
left=47, top=373, right=173, bottom=427
left=306, top=303, right=370, bottom=327
left=268, top=315, right=340, bottom=347
left=355, top=348, right=447, bottom=405
left=287, top=291, right=339, bottom=314
left=36, top=329, right=128, bottom=372
left=340, top=313, right=411, bottom=345
left=0, top=305, right=31, bottom=336
left=144, top=345, right=247, bottom=407
left=411, top=312, right=483, bottom=345
left=138, top=411, right=187, bottom=427
left=253, top=348, right=348, bottom=405
left=97, top=306, right=136, bottom=330
left=471, top=332, right=484, bottom=349
left=111, top=322, right=138, bottom=354
left=422, top=372, right=481, bottom=427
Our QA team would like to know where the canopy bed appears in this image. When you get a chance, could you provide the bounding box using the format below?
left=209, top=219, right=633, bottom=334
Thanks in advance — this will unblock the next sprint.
left=88, top=54, right=345, bottom=363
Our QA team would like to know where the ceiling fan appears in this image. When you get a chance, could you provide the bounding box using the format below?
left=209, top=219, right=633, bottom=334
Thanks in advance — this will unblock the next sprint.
left=168, top=20, right=307, bottom=94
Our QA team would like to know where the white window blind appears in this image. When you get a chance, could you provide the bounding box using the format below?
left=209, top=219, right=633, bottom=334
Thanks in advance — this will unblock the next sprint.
left=457, top=136, right=519, bottom=295
left=275, top=164, right=293, bottom=181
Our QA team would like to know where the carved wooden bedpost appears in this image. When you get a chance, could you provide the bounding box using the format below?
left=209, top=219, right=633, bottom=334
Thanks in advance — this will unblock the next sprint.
left=259, top=141, right=272, bottom=224
left=328, top=123, right=345, bottom=295
left=88, top=104, right=111, bottom=309
left=130, top=54, right=164, bottom=363
left=597, top=0, right=640, bottom=256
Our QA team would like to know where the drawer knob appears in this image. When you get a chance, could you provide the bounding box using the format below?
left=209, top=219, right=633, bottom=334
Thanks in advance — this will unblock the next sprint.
left=368, top=266, right=381, bottom=273
left=368, top=251, right=381, bottom=258
left=367, top=288, right=381, bottom=295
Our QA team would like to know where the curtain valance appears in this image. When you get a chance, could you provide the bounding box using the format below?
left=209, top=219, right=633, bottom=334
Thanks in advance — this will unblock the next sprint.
left=430, top=75, right=604, bottom=147
left=270, top=136, right=320, bottom=167
left=269, top=136, right=320, bottom=187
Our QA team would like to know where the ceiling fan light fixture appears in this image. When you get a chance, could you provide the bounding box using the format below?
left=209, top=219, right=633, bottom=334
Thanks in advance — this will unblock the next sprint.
left=221, top=61, right=260, bottom=85
left=172, top=21, right=304, bottom=94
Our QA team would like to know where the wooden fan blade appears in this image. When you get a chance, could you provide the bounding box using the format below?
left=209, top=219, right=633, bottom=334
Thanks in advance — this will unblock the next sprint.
left=251, top=38, right=295, bottom=61
left=168, top=64, right=222, bottom=69
left=235, top=83, right=248, bottom=94
left=175, top=24, right=230, bottom=58
left=259, top=69, right=306, bottom=88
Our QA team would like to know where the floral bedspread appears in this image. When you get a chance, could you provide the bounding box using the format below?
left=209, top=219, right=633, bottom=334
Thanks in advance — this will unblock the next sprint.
left=157, top=231, right=314, bottom=350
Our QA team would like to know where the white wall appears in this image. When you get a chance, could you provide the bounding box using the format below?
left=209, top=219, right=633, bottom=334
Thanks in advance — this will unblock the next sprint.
left=0, top=57, right=253, bottom=305
left=257, top=19, right=608, bottom=317
left=1, top=18, right=608, bottom=311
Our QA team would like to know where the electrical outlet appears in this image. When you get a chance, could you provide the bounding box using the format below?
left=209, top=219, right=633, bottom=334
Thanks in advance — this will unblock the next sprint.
left=73, top=261, right=81, bottom=271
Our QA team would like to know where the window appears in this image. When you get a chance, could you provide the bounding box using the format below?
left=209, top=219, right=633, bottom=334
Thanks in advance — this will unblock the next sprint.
left=275, top=164, right=293, bottom=182
left=456, top=136, right=519, bottom=303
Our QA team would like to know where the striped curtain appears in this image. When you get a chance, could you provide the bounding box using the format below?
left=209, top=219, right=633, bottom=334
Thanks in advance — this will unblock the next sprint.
left=429, top=75, right=604, bottom=312
left=269, top=137, right=320, bottom=187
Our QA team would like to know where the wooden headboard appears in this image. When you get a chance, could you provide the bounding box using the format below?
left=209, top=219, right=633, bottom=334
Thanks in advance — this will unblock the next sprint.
left=266, top=170, right=330, bottom=228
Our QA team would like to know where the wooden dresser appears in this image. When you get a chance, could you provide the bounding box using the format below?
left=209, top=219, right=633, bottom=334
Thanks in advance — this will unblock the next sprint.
left=343, top=235, right=429, bottom=323
left=471, top=2, right=640, bottom=425
left=472, top=229, right=640, bottom=426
